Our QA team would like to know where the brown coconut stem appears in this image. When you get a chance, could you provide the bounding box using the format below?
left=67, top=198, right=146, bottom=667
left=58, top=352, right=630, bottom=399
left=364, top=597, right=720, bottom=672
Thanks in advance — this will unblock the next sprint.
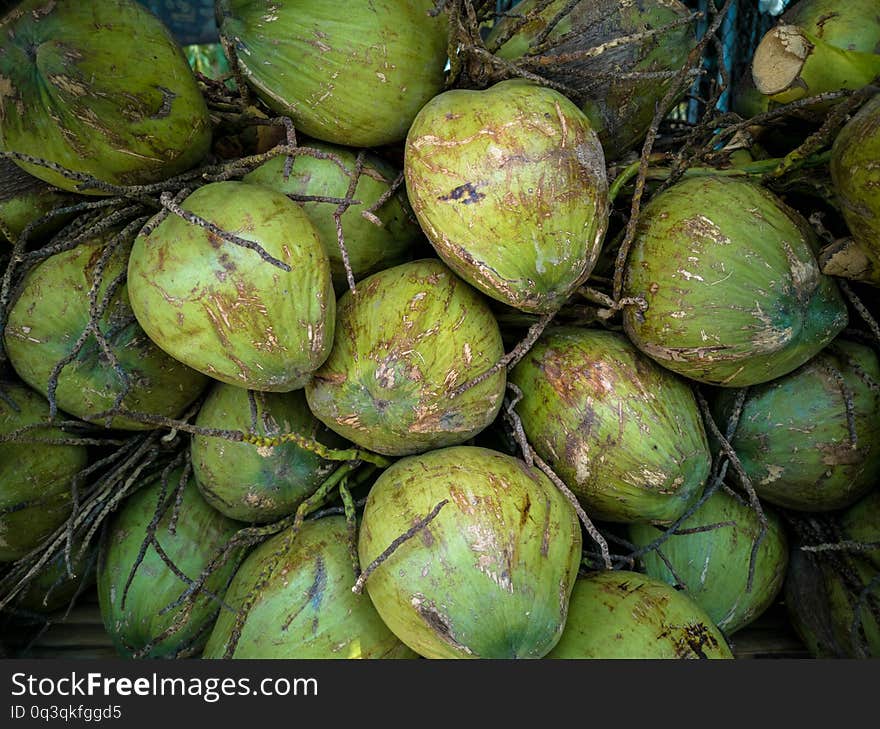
left=449, top=311, right=555, bottom=400
left=696, top=388, right=767, bottom=593
left=352, top=500, right=449, bottom=595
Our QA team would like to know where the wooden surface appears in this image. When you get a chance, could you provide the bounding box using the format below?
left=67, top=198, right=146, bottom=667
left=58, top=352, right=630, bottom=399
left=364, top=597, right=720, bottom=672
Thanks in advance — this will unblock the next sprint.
left=0, top=588, right=812, bottom=660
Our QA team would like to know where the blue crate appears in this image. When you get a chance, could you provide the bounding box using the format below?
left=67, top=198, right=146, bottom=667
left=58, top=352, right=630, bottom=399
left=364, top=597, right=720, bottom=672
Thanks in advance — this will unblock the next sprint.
left=137, top=0, right=218, bottom=47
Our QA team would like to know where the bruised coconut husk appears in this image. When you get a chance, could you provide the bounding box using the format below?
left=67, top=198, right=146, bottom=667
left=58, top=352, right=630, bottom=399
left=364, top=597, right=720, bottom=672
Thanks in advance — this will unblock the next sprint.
left=829, top=94, right=880, bottom=287
left=127, top=181, right=335, bottom=392
left=4, top=230, right=210, bottom=430
left=547, top=570, right=732, bottom=659
left=357, top=446, right=582, bottom=659
left=97, top=468, right=244, bottom=659
left=305, top=259, right=506, bottom=457
left=191, top=384, right=343, bottom=523
left=0, top=380, right=88, bottom=563
left=0, top=0, right=211, bottom=194
left=509, top=326, right=710, bottom=524
left=629, top=489, right=789, bottom=636
left=712, top=339, right=880, bottom=512
left=203, top=516, right=416, bottom=659
left=621, top=175, right=848, bottom=388
left=215, top=0, right=448, bottom=148
left=486, top=0, right=696, bottom=160
left=243, top=141, right=422, bottom=293
left=404, top=79, right=609, bottom=315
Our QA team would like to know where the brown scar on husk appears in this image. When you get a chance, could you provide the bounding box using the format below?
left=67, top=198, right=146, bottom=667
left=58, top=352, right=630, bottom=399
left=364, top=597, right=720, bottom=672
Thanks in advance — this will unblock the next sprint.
left=410, top=594, right=473, bottom=655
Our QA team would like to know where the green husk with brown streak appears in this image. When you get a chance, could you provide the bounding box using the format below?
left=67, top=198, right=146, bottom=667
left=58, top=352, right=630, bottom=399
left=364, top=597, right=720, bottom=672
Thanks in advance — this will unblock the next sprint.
left=5, top=233, right=209, bottom=430
left=191, top=384, right=342, bottom=523
left=712, top=339, right=880, bottom=512
left=127, top=181, right=335, bottom=392
left=509, top=327, right=710, bottom=524
left=629, top=489, right=789, bottom=635
left=547, top=571, right=732, bottom=659
left=215, top=0, right=448, bottom=148
left=622, top=175, right=848, bottom=387
left=404, top=79, right=608, bottom=314
left=203, top=517, right=416, bottom=659
left=829, top=94, right=880, bottom=286
left=305, top=259, right=505, bottom=457
left=243, top=142, right=422, bottom=292
left=0, top=0, right=211, bottom=194
left=358, top=446, right=582, bottom=659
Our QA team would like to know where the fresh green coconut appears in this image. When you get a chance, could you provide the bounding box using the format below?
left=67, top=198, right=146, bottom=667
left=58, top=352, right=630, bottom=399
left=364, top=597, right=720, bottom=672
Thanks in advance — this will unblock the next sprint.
left=547, top=571, right=733, bottom=659
left=486, top=0, right=695, bottom=159
left=203, top=516, right=416, bottom=659
left=127, top=181, right=335, bottom=392
left=404, top=79, right=609, bottom=314
left=4, top=232, right=209, bottom=430
left=191, top=383, right=342, bottom=523
left=358, top=446, right=582, bottom=659
left=829, top=95, right=880, bottom=286
left=305, top=259, right=506, bottom=457
left=97, top=469, right=243, bottom=658
left=0, top=0, right=211, bottom=193
left=215, top=0, right=448, bottom=147
left=629, top=489, right=789, bottom=635
left=712, top=339, right=880, bottom=512
left=509, top=327, right=710, bottom=524
left=622, top=175, right=848, bottom=387
left=243, top=142, right=421, bottom=292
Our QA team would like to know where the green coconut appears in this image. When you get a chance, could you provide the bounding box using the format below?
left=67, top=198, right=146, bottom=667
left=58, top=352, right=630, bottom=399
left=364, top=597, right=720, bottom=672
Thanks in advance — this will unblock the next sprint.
left=404, top=78, right=609, bottom=314
left=358, top=445, right=582, bottom=659
left=243, top=142, right=421, bottom=292
left=830, top=95, right=880, bottom=286
left=487, top=0, right=695, bottom=160
left=127, top=181, right=335, bottom=392
left=4, top=232, right=209, bottom=430
left=215, top=0, right=448, bottom=148
left=734, top=0, right=880, bottom=120
left=0, top=380, right=88, bottom=562
left=191, top=383, right=342, bottom=523
left=621, top=176, right=848, bottom=387
left=97, top=469, right=243, bottom=659
left=0, top=158, right=77, bottom=245
left=785, top=541, right=880, bottom=658
left=15, top=541, right=97, bottom=614
left=305, top=259, right=506, bottom=457
left=203, top=516, right=416, bottom=659
left=629, top=489, right=789, bottom=635
left=712, top=339, right=880, bottom=512
left=0, top=0, right=211, bottom=194
left=839, top=490, right=880, bottom=571
left=509, top=327, right=710, bottom=524
left=547, top=570, right=732, bottom=659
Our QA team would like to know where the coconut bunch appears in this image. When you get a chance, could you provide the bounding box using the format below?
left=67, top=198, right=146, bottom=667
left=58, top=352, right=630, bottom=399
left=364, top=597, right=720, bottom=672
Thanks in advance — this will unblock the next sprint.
left=1, top=0, right=879, bottom=662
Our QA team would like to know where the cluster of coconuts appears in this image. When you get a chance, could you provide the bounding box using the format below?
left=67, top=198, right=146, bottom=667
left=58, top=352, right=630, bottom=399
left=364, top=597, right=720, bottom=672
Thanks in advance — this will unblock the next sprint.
left=0, top=0, right=877, bottom=660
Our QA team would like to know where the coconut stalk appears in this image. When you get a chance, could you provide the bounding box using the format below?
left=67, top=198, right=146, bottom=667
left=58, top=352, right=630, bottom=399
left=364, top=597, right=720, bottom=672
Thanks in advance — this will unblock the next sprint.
left=752, top=25, right=880, bottom=106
